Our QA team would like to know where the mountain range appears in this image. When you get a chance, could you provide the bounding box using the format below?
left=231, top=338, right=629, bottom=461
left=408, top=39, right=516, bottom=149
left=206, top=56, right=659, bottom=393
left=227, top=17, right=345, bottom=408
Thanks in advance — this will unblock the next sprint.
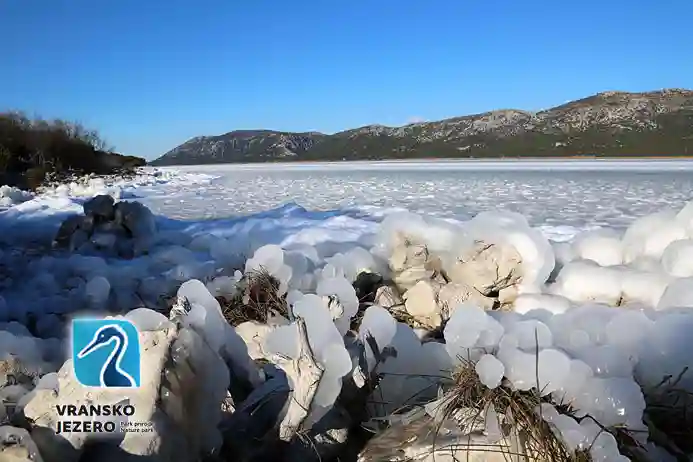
left=149, top=88, right=693, bottom=165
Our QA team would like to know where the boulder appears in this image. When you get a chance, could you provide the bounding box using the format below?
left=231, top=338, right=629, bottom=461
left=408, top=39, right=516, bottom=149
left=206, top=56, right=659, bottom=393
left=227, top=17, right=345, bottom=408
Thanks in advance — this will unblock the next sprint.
left=437, top=282, right=495, bottom=316
left=388, top=233, right=438, bottom=292
left=53, top=216, right=81, bottom=248
left=23, top=318, right=229, bottom=462
left=374, top=286, right=402, bottom=309
left=83, top=195, right=115, bottom=222
left=0, top=355, right=39, bottom=388
left=359, top=404, right=541, bottom=462
left=403, top=280, right=443, bottom=328
left=114, top=201, right=157, bottom=240
left=234, top=321, right=273, bottom=360
left=52, top=200, right=157, bottom=258
left=446, top=241, right=522, bottom=296
left=0, top=426, right=43, bottom=462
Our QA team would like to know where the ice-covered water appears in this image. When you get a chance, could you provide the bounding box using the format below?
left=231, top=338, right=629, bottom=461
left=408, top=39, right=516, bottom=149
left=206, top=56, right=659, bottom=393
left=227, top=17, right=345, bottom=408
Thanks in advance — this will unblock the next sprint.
left=139, top=160, right=693, bottom=241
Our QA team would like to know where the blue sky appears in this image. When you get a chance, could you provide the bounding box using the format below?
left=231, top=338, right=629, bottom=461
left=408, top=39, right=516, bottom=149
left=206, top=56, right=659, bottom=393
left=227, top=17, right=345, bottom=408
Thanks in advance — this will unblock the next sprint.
left=2, top=0, right=692, bottom=160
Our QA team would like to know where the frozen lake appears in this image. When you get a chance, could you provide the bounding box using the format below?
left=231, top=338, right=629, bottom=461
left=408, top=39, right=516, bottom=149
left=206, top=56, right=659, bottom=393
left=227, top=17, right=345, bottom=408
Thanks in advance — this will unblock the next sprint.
left=137, top=159, right=693, bottom=241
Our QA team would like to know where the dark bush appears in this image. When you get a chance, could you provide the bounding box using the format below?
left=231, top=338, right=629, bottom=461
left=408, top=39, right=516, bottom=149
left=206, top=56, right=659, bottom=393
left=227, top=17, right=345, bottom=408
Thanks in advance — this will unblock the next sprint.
left=0, top=111, right=145, bottom=189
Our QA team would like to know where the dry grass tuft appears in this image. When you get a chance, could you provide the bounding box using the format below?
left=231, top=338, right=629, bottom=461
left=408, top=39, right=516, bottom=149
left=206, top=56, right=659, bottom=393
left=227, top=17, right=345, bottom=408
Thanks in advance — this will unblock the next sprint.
left=432, top=358, right=591, bottom=462
left=219, top=267, right=290, bottom=326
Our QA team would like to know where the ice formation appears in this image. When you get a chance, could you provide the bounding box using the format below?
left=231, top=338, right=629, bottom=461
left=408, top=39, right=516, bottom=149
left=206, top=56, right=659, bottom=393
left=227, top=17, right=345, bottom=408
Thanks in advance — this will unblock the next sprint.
left=4, top=170, right=693, bottom=461
left=0, top=185, right=33, bottom=208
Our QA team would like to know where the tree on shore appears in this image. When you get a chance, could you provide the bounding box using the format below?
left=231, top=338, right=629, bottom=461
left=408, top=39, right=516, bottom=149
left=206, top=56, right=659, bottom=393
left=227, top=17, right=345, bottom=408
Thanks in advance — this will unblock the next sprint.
left=0, top=111, right=144, bottom=189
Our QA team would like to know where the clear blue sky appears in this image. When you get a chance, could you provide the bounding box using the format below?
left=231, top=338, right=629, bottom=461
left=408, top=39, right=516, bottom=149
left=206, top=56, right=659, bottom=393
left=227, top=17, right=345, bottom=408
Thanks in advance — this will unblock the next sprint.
left=3, top=0, right=692, bottom=160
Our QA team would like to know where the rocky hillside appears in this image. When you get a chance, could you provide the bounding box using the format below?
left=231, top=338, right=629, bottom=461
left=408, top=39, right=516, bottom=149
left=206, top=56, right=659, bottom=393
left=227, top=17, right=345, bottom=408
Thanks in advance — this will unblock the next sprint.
left=150, top=88, right=693, bottom=165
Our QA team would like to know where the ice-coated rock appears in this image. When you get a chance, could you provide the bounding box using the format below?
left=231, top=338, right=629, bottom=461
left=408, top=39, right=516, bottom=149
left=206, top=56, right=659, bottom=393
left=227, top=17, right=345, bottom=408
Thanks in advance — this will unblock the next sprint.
left=83, top=194, right=115, bottom=220
left=0, top=185, right=33, bottom=207
left=53, top=215, right=91, bottom=249
left=445, top=240, right=522, bottom=295
left=265, top=319, right=325, bottom=440
left=316, top=275, right=359, bottom=335
left=373, top=285, right=402, bottom=308
left=236, top=321, right=274, bottom=360
left=115, top=200, right=157, bottom=240
left=0, top=426, right=43, bottom=462
left=437, top=281, right=495, bottom=316
left=403, top=280, right=443, bottom=328
left=125, top=308, right=174, bottom=331
left=464, top=210, right=555, bottom=293
left=0, top=353, right=42, bottom=388
left=176, top=280, right=257, bottom=386
left=24, top=322, right=229, bottom=462
left=386, top=232, right=437, bottom=291
left=358, top=305, right=397, bottom=370
left=359, top=403, right=539, bottom=462
left=291, top=295, right=352, bottom=422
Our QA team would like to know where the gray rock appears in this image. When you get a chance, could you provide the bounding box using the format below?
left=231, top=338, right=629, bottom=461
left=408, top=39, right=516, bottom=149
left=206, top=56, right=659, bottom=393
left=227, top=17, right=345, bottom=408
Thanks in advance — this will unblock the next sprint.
left=83, top=195, right=115, bottom=222
left=0, top=355, right=40, bottom=389
left=67, top=230, right=89, bottom=253
left=53, top=216, right=82, bottom=248
left=374, top=286, right=402, bottom=309
left=286, top=406, right=351, bottom=462
left=0, top=425, right=43, bottom=462
left=114, top=201, right=157, bottom=240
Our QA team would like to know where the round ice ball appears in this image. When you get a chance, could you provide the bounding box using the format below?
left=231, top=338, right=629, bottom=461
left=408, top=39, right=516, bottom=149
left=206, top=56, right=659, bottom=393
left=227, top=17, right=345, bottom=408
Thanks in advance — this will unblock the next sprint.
left=475, top=354, right=504, bottom=389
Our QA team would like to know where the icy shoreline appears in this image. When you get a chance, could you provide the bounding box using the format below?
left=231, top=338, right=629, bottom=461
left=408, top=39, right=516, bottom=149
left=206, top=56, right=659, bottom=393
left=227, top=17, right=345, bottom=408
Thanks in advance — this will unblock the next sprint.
left=1, top=168, right=693, bottom=461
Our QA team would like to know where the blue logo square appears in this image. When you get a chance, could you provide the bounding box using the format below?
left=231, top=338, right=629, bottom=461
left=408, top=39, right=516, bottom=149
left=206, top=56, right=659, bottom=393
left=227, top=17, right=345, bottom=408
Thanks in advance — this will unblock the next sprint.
left=72, top=318, right=141, bottom=388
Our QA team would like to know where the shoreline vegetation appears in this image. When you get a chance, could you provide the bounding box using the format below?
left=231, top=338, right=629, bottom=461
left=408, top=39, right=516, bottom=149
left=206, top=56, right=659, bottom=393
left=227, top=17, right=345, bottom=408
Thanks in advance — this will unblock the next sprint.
left=0, top=111, right=145, bottom=190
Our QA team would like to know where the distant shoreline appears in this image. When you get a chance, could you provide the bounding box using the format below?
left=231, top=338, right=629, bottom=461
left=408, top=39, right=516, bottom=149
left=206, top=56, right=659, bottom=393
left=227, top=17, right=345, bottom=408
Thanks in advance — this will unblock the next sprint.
left=152, top=156, right=693, bottom=167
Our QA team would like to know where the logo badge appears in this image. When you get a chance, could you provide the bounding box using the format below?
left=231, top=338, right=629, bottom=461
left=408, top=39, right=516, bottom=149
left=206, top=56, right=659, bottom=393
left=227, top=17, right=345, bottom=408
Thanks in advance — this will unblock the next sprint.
left=72, top=318, right=141, bottom=388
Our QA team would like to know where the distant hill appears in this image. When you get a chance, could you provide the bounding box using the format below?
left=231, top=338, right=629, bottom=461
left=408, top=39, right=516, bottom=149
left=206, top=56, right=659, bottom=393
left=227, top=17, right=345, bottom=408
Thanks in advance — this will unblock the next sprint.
left=150, top=88, right=693, bottom=166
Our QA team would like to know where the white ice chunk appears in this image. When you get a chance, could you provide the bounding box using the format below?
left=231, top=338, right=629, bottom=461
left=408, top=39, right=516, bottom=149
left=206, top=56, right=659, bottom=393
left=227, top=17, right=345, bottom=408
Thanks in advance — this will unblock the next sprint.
left=622, top=209, right=687, bottom=263
left=511, top=319, right=553, bottom=352
left=85, top=275, right=111, bottom=306
left=657, top=277, right=693, bottom=309
left=475, top=354, right=504, bottom=389
left=661, top=239, right=693, bottom=277
left=536, top=348, right=571, bottom=395
left=513, top=293, right=571, bottom=315
left=619, top=268, right=671, bottom=308
left=125, top=308, right=173, bottom=331
left=572, top=228, right=623, bottom=266
left=444, top=303, right=490, bottom=362
left=550, top=259, right=622, bottom=305
left=358, top=306, right=397, bottom=370
left=316, top=275, right=359, bottom=335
